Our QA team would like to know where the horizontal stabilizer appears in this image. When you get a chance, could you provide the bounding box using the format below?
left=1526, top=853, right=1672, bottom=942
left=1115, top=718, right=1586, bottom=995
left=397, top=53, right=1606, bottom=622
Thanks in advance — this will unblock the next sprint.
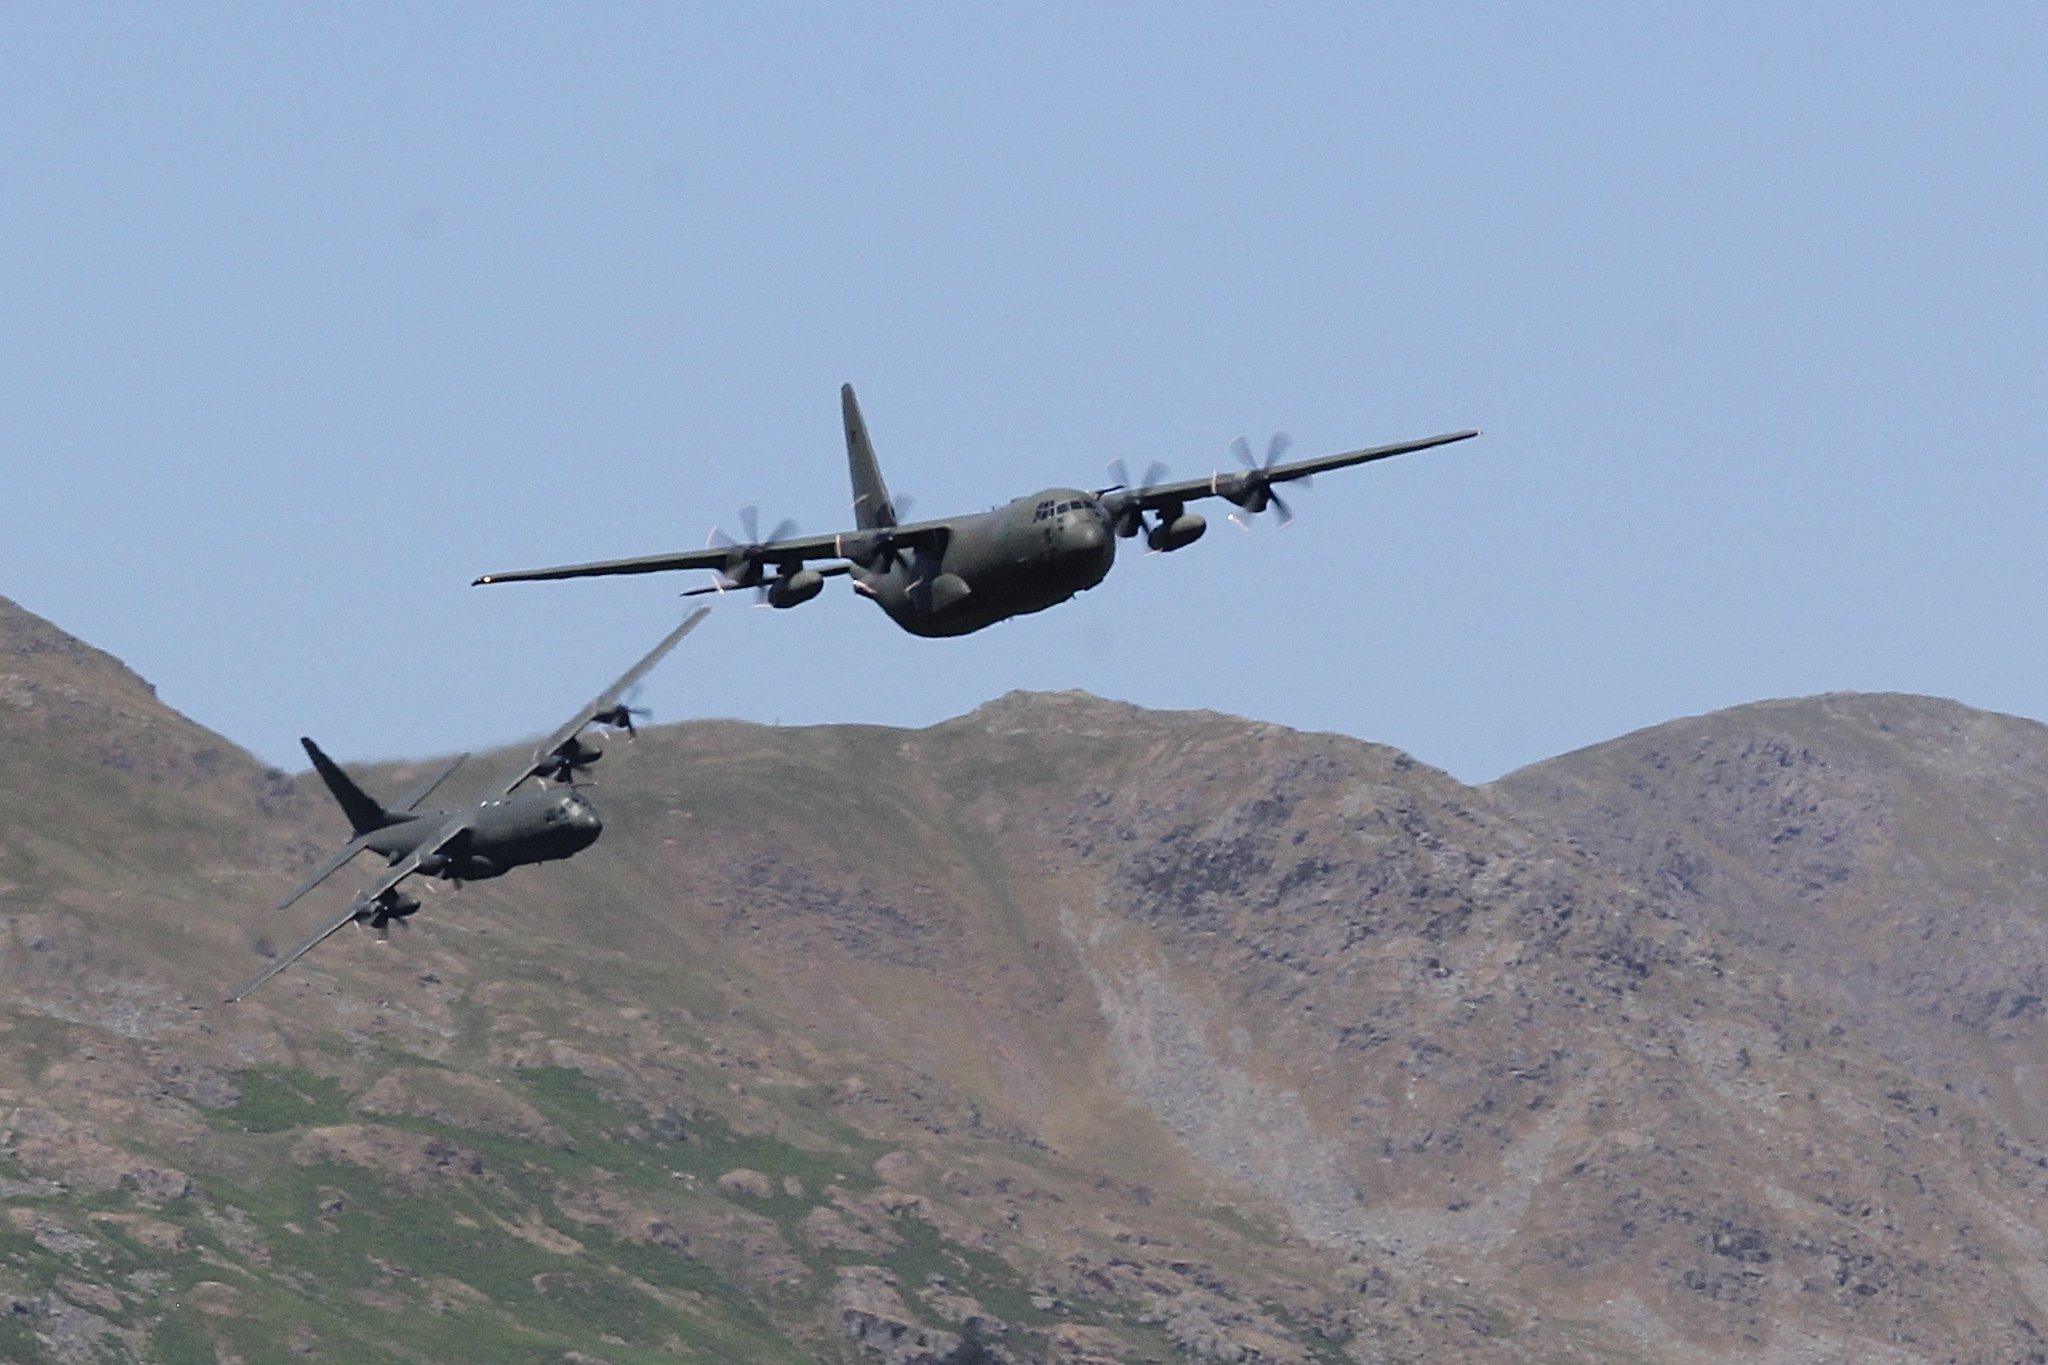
left=396, top=753, right=467, bottom=812
left=272, top=836, right=370, bottom=915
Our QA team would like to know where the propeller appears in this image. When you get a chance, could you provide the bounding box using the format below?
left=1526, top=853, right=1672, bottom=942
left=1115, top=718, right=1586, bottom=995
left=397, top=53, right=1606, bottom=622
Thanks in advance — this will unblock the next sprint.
left=1222, top=432, right=1300, bottom=527
left=706, top=505, right=803, bottom=596
left=1102, top=459, right=1170, bottom=538
left=592, top=685, right=651, bottom=737
left=355, top=889, right=421, bottom=941
left=534, top=734, right=605, bottom=783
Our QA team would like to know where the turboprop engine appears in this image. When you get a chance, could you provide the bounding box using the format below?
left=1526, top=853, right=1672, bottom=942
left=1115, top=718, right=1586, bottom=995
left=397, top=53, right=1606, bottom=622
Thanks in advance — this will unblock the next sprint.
left=1146, top=512, right=1207, bottom=552
left=535, top=734, right=603, bottom=782
left=353, top=888, right=422, bottom=939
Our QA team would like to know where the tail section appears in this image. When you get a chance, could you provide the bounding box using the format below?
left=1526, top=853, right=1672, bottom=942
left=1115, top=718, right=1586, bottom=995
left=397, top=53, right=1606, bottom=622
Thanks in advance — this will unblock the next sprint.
left=301, top=738, right=393, bottom=836
left=842, top=384, right=897, bottom=528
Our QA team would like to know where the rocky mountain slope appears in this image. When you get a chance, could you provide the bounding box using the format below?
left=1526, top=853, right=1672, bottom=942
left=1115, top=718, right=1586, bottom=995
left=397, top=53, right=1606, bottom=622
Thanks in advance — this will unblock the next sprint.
left=3, top=594, right=2047, bottom=1362
left=1494, top=693, right=2048, bottom=1136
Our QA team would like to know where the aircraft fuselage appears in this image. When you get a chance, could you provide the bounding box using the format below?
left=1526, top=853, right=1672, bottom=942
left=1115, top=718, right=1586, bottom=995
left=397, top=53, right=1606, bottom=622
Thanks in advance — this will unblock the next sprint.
left=365, top=789, right=603, bottom=879
left=853, top=488, right=1116, bottom=637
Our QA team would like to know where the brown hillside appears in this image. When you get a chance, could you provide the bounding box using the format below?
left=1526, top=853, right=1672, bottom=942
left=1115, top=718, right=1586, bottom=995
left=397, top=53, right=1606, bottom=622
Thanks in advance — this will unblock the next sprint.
left=4, top=601, right=2046, bottom=1362
left=1494, top=692, right=2048, bottom=1130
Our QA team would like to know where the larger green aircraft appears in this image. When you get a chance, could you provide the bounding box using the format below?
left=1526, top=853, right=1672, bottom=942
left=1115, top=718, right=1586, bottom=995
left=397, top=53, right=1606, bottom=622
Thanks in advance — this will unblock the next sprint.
left=474, top=387, right=1479, bottom=637
left=226, top=609, right=709, bottom=1003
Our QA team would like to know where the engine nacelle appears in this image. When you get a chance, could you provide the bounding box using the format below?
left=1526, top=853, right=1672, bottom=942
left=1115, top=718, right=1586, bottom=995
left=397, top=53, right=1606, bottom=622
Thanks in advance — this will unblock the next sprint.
left=1147, top=512, right=1207, bottom=552
left=538, top=736, right=603, bottom=781
left=354, top=889, right=421, bottom=924
left=767, top=569, right=825, bottom=609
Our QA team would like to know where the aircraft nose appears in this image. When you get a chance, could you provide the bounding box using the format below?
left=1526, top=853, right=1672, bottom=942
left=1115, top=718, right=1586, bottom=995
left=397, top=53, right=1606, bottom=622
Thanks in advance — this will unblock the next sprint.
left=1067, top=518, right=1108, bottom=553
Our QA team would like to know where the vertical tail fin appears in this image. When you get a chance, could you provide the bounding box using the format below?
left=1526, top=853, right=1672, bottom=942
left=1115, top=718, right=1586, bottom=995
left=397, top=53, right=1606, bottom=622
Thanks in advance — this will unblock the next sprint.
left=301, top=738, right=393, bottom=836
left=841, top=384, right=897, bottom=528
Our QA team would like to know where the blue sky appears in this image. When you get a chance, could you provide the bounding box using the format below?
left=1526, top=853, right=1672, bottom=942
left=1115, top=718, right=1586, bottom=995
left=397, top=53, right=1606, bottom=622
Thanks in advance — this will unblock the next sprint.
left=3, top=5, right=2042, bottom=781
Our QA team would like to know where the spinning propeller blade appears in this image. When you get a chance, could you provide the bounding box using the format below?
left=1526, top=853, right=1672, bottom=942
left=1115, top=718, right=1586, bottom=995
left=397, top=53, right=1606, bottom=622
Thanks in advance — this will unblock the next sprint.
left=1102, top=459, right=1172, bottom=537
left=704, top=505, right=804, bottom=598
left=1222, top=431, right=1302, bottom=526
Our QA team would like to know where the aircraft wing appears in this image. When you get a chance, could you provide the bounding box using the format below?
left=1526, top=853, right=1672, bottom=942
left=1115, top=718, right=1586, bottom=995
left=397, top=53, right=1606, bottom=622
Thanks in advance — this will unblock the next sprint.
left=496, top=607, right=710, bottom=796
left=1120, top=429, right=1482, bottom=511
left=473, top=519, right=955, bottom=588
left=226, top=817, right=472, bottom=1004
left=224, top=905, right=364, bottom=1005
left=476, top=535, right=844, bottom=585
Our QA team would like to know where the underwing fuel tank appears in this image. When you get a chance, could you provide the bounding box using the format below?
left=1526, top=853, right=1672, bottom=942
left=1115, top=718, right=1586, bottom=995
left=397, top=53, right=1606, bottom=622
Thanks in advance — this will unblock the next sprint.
left=1147, top=512, right=1206, bottom=552
left=767, top=569, right=825, bottom=608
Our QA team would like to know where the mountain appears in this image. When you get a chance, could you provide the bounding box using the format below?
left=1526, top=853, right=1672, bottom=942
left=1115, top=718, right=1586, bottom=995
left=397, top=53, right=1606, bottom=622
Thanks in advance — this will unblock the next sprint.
left=4, top=595, right=2048, bottom=1362
left=1494, top=692, right=2048, bottom=1131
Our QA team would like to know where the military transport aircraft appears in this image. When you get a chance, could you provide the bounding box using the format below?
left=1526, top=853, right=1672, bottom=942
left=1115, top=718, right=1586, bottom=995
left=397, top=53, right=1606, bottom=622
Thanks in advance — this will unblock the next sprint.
left=473, top=386, right=1479, bottom=637
left=225, top=608, right=709, bottom=1003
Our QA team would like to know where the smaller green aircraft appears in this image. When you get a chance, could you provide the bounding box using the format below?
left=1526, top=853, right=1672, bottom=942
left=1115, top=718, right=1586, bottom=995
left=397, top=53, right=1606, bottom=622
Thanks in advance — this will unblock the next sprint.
left=225, top=608, right=709, bottom=1004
